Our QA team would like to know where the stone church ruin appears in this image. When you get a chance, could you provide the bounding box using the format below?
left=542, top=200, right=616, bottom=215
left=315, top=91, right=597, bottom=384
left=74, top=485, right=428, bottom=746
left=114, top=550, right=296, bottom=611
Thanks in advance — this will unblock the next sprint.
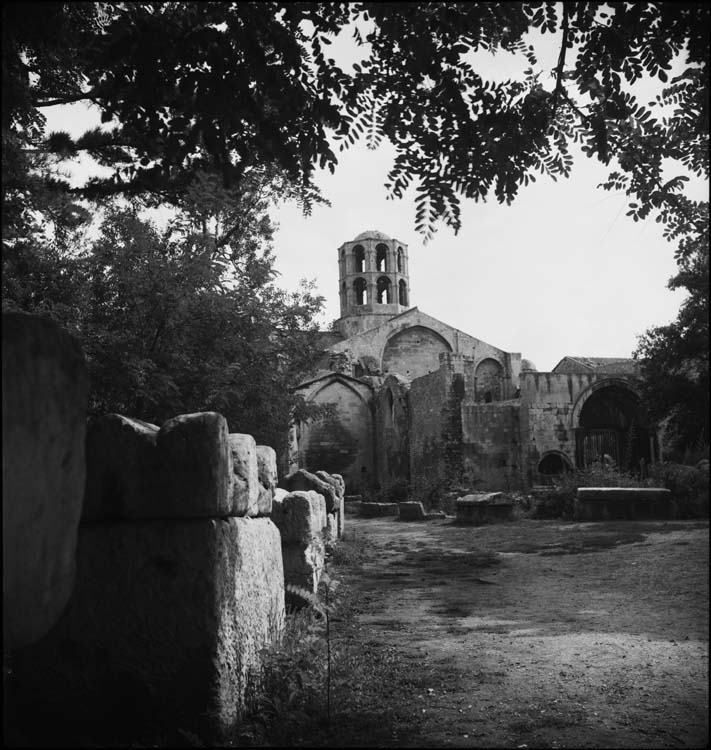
left=289, top=230, right=658, bottom=499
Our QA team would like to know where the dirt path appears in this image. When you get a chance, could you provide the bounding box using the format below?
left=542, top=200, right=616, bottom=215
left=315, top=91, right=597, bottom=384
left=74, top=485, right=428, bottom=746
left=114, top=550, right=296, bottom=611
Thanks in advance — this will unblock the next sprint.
left=329, top=516, right=709, bottom=749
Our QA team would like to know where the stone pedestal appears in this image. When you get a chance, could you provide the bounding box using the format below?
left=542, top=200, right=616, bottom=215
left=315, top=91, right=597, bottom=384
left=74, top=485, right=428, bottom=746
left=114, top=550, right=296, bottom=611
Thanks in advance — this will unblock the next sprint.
left=10, top=517, right=284, bottom=743
left=574, top=487, right=674, bottom=521
left=456, top=493, right=513, bottom=525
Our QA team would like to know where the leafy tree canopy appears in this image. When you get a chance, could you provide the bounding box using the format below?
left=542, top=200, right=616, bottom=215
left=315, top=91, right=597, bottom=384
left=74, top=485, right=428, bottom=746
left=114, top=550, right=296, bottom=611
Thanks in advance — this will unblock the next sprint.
left=635, top=207, right=709, bottom=455
left=2, top=164, right=329, bottom=458
left=2, top=1, right=707, bottom=241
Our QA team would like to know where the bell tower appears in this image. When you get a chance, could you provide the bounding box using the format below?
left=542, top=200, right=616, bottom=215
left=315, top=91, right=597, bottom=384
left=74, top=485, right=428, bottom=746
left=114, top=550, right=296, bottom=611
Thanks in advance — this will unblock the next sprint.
left=335, top=230, right=411, bottom=338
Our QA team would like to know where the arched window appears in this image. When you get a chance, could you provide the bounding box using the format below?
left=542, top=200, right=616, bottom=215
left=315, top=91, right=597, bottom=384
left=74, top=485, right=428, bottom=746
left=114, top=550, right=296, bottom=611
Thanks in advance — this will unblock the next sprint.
left=376, top=244, right=388, bottom=272
left=354, top=277, right=367, bottom=305
left=340, top=281, right=346, bottom=306
left=475, top=358, right=504, bottom=402
left=354, top=245, right=365, bottom=273
left=398, top=279, right=408, bottom=306
left=397, top=247, right=403, bottom=272
left=376, top=276, right=392, bottom=304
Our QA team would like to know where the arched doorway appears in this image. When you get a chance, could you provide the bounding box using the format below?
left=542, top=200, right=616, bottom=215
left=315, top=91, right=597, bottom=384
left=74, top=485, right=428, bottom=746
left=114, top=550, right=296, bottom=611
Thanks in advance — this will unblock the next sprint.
left=574, top=381, right=655, bottom=471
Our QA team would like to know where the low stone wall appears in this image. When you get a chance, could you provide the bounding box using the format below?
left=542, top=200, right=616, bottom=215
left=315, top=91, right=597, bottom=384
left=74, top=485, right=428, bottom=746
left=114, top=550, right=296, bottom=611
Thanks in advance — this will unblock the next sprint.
left=273, top=467, right=346, bottom=606
left=360, top=502, right=400, bottom=517
left=574, top=487, right=674, bottom=521
left=280, top=468, right=344, bottom=539
left=11, top=412, right=285, bottom=743
left=456, top=493, right=513, bottom=525
left=273, top=487, right=326, bottom=607
left=399, top=501, right=426, bottom=521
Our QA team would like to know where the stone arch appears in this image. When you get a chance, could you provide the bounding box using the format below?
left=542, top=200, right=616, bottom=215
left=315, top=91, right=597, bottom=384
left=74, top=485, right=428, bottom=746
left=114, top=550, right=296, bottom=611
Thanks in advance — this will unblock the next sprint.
left=353, top=277, right=367, bottom=305
left=397, top=247, right=404, bottom=272
left=304, top=378, right=374, bottom=492
left=382, top=326, right=452, bottom=380
left=475, top=358, right=504, bottom=402
left=537, top=450, right=573, bottom=477
left=398, top=279, right=408, bottom=306
left=376, top=276, right=392, bottom=304
left=571, top=378, right=653, bottom=470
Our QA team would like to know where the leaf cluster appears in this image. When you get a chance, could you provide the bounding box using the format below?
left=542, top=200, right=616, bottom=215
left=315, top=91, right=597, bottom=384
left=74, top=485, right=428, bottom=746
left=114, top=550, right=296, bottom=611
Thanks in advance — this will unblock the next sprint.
left=634, top=217, right=709, bottom=454
left=3, top=2, right=707, bottom=243
left=2, top=190, right=326, bottom=459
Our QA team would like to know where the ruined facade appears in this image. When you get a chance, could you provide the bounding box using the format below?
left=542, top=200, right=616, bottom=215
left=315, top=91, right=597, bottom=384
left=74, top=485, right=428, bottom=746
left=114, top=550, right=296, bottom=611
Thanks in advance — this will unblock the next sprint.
left=290, top=230, right=657, bottom=498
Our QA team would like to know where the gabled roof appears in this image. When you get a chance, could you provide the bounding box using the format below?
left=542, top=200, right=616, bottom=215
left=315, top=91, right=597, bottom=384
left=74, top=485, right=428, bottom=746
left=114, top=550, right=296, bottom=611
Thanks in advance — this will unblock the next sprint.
left=552, top=356, right=638, bottom=375
left=293, top=369, right=374, bottom=391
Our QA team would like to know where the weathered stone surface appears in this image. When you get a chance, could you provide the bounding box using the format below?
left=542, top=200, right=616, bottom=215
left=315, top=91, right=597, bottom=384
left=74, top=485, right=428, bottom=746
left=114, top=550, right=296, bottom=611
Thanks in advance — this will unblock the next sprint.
left=157, top=412, right=232, bottom=518
left=315, top=471, right=345, bottom=537
left=274, top=487, right=290, bottom=503
left=360, top=502, right=399, bottom=517
left=456, top=493, right=513, bottom=525
left=282, top=469, right=339, bottom=513
left=282, top=538, right=326, bottom=598
left=331, top=473, right=346, bottom=496
left=315, top=471, right=344, bottom=498
left=228, top=433, right=259, bottom=517
left=574, top=487, right=674, bottom=521
left=3, top=312, right=89, bottom=650
left=256, top=445, right=278, bottom=516
left=271, top=491, right=326, bottom=545
left=10, top=517, right=284, bottom=743
left=335, top=492, right=345, bottom=537
left=457, top=492, right=508, bottom=505
left=83, top=414, right=160, bottom=521
left=324, top=512, right=338, bottom=547
left=399, top=501, right=426, bottom=521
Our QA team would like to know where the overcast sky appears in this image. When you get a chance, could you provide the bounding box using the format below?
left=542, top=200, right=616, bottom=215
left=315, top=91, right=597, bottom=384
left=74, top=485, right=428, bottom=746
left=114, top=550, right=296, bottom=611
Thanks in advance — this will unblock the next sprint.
left=42, top=16, right=706, bottom=372
left=269, top=24, right=706, bottom=371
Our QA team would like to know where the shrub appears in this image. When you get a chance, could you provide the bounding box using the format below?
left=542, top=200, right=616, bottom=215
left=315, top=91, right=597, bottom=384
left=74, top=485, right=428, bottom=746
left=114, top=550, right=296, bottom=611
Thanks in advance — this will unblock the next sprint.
left=650, top=462, right=710, bottom=518
left=530, top=463, right=651, bottom=520
left=380, top=478, right=410, bottom=503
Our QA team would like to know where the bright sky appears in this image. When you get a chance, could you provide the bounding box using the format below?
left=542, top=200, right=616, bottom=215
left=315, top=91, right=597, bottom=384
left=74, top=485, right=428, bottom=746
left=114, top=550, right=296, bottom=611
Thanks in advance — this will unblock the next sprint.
left=269, top=24, right=706, bottom=371
left=41, top=16, right=706, bottom=372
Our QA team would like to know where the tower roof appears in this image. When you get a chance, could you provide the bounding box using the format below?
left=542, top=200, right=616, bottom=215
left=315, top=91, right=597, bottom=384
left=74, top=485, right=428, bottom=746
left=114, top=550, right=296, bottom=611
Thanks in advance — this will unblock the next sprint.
left=353, top=229, right=391, bottom=241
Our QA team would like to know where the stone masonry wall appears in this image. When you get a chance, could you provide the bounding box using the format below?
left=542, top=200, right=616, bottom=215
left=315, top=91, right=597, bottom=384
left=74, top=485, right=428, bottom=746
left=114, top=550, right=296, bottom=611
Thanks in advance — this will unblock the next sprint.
left=461, top=402, right=523, bottom=491
left=374, top=375, right=410, bottom=491
left=519, top=371, right=598, bottom=485
left=409, top=366, right=450, bottom=502
left=11, top=412, right=285, bottom=744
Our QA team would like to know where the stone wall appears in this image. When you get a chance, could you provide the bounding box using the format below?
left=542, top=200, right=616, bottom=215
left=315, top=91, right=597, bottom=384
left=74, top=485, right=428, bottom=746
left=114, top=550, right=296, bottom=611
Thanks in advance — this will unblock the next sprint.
left=373, top=374, right=411, bottom=490
left=519, top=371, right=599, bottom=486
left=274, top=469, right=345, bottom=607
left=291, top=375, right=375, bottom=493
left=461, top=402, right=523, bottom=491
left=409, top=365, right=450, bottom=501
left=11, top=412, right=285, bottom=744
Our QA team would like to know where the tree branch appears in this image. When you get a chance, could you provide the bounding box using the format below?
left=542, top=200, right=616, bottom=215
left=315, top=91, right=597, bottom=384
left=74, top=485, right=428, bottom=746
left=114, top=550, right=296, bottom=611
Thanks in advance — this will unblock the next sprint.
left=551, top=4, right=569, bottom=118
left=33, top=91, right=101, bottom=107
